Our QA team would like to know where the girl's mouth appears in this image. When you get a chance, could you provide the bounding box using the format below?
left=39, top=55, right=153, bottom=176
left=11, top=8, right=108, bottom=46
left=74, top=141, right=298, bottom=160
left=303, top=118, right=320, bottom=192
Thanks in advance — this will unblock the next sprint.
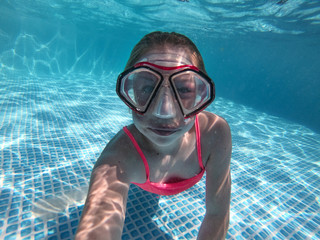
left=148, top=127, right=179, bottom=136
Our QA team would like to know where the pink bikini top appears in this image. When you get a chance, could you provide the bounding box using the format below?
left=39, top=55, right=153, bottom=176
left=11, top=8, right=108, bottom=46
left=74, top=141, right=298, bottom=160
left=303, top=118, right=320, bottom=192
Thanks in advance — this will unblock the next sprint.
left=123, top=115, right=205, bottom=196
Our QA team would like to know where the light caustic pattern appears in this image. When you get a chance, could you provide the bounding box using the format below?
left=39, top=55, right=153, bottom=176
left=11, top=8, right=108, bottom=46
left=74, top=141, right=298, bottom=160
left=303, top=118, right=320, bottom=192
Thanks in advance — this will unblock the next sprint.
left=1, top=0, right=320, bottom=78
left=4, top=0, right=320, bottom=36
left=0, top=77, right=319, bottom=239
left=0, top=23, right=112, bottom=79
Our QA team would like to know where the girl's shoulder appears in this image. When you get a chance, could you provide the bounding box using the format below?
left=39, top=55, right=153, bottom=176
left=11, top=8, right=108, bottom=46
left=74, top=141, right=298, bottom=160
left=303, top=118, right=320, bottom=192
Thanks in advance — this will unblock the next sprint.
left=93, top=126, right=146, bottom=183
left=198, top=111, right=231, bottom=164
left=198, top=111, right=230, bottom=134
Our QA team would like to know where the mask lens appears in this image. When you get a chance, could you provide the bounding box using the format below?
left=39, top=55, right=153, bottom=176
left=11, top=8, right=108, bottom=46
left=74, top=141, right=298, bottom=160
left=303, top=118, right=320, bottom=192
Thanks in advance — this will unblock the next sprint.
left=119, top=68, right=161, bottom=112
left=171, top=70, right=212, bottom=115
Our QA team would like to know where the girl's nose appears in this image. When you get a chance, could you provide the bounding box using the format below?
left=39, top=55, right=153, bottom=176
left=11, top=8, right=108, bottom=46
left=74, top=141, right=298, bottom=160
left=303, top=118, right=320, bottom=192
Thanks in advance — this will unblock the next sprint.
left=151, top=86, right=177, bottom=119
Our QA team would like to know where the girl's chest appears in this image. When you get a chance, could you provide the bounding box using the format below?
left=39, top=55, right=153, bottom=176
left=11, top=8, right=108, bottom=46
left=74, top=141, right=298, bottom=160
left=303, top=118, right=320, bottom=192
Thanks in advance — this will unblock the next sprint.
left=147, top=147, right=203, bottom=183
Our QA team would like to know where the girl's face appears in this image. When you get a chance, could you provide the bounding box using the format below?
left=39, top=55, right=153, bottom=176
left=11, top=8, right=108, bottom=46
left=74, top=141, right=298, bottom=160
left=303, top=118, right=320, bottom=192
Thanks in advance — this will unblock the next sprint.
left=132, top=46, right=197, bottom=147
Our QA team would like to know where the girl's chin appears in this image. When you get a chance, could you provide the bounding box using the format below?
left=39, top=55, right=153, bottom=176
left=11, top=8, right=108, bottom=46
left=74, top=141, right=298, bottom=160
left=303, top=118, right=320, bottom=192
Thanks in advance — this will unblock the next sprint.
left=147, top=136, right=179, bottom=148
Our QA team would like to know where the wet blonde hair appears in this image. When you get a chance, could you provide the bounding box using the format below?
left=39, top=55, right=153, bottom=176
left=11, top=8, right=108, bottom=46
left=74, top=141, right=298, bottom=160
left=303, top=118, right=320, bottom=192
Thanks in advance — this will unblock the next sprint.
left=125, top=31, right=207, bottom=74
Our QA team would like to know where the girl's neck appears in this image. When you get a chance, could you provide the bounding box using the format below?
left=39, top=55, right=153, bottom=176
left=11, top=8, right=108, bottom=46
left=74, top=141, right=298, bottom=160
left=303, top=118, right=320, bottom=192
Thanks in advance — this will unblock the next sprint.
left=147, top=135, right=184, bottom=156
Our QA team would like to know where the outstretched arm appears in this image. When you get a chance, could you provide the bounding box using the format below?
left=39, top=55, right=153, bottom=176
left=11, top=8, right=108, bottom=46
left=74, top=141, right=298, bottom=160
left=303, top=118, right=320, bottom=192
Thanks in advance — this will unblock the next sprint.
left=75, top=162, right=130, bottom=240
left=197, top=116, right=232, bottom=240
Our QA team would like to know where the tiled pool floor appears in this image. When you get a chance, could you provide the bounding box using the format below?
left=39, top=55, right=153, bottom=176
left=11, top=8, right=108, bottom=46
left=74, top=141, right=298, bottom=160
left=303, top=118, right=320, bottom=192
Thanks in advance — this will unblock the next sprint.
left=0, top=77, right=319, bottom=239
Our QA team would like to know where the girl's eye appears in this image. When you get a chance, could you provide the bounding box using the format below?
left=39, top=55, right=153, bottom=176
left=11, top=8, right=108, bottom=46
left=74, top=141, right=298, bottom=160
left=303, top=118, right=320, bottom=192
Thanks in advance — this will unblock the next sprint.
left=141, top=85, right=154, bottom=94
left=177, top=87, right=192, bottom=94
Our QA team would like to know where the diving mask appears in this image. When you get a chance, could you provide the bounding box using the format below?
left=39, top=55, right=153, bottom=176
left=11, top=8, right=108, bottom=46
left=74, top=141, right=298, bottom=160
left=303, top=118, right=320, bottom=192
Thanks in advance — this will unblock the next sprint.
left=116, top=61, right=215, bottom=118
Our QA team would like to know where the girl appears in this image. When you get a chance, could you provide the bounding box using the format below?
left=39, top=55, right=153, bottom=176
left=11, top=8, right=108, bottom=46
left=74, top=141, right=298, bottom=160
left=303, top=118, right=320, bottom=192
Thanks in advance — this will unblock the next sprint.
left=76, top=31, right=232, bottom=240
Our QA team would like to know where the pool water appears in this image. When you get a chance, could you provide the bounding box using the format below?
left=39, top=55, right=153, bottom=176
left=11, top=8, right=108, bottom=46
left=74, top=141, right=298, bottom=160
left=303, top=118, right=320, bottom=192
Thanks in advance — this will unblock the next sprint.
left=1, top=1, right=320, bottom=239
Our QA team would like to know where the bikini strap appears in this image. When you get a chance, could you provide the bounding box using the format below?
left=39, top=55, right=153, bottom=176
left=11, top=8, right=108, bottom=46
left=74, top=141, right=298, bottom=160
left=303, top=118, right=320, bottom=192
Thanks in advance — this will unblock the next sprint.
left=195, top=115, right=204, bottom=169
left=123, top=127, right=150, bottom=180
